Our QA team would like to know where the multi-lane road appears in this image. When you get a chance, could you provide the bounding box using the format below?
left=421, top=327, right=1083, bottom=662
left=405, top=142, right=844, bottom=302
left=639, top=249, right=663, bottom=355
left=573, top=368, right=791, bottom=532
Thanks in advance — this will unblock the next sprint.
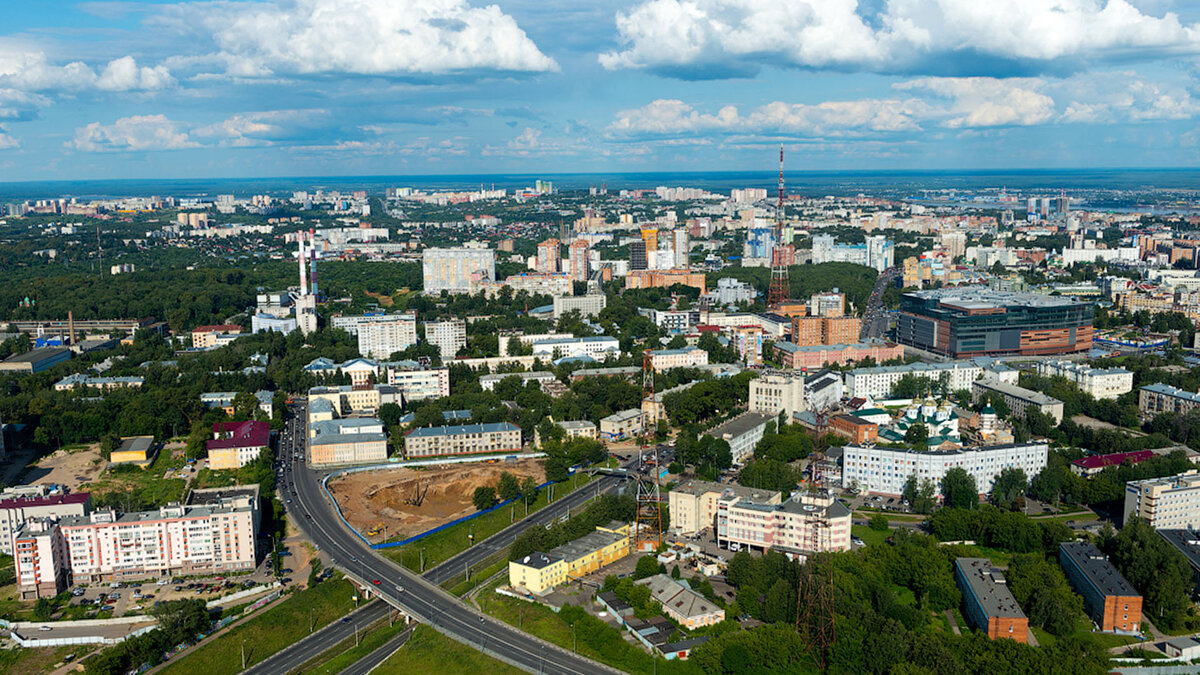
left=251, top=399, right=624, bottom=675
left=861, top=265, right=900, bottom=341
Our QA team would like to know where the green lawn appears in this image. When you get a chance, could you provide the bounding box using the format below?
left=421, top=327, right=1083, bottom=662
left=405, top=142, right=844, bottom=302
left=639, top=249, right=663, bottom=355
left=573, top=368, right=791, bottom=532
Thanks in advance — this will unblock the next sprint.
left=382, top=471, right=598, bottom=573
left=373, top=625, right=524, bottom=675
left=156, top=577, right=360, bottom=675
left=0, top=644, right=80, bottom=675
left=296, top=615, right=408, bottom=674
left=445, top=554, right=509, bottom=596
left=851, top=524, right=890, bottom=548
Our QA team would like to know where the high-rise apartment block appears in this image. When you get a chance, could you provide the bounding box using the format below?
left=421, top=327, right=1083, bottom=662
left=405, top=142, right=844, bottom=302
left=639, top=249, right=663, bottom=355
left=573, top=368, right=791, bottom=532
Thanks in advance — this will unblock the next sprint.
left=423, top=247, right=495, bottom=294
left=811, top=234, right=894, bottom=272
left=357, top=312, right=418, bottom=358
left=423, top=319, right=467, bottom=360
left=791, top=316, right=861, bottom=346
left=537, top=239, right=561, bottom=273
left=1124, top=471, right=1200, bottom=529
left=569, top=240, right=590, bottom=281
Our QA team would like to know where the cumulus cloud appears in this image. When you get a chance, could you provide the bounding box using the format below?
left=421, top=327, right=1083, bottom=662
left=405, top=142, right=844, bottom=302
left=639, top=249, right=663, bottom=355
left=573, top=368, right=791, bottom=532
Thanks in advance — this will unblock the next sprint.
left=601, top=0, right=1200, bottom=77
left=894, top=77, right=1056, bottom=128
left=609, top=96, right=933, bottom=136
left=70, top=114, right=198, bottom=151
left=193, top=109, right=331, bottom=146
left=0, top=88, right=49, bottom=122
left=160, top=0, right=557, bottom=77
left=1056, top=72, right=1200, bottom=122
left=0, top=46, right=173, bottom=92
left=0, top=124, right=18, bottom=150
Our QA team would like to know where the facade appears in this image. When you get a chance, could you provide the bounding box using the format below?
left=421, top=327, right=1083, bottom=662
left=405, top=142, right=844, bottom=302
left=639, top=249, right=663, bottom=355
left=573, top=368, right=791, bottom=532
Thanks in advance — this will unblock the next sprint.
left=1124, top=471, right=1200, bottom=529
left=791, top=316, right=861, bottom=347
left=307, top=383, right=399, bottom=416
left=773, top=339, right=903, bottom=370
left=495, top=272, right=572, bottom=297
left=624, top=270, right=706, bottom=293
left=13, top=519, right=70, bottom=599
left=295, top=294, right=318, bottom=335
left=309, top=418, right=388, bottom=466
left=536, top=238, right=561, bottom=273
left=110, top=436, right=156, bottom=466
left=896, top=289, right=1093, bottom=358
left=0, top=347, right=71, bottom=374
left=1058, top=541, right=1142, bottom=633
left=805, top=369, right=844, bottom=413
left=191, top=325, right=242, bottom=349
left=569, top=240, right=590, bottom=281
left=703, top=412, right=774, bottom=465
left=1139, top=383, right=1200, bottom=417
left=403, top=422, right=521, bottom=458
left=423, top=319, right=467, bottom=360
left=480, top=371, right=558, bottom=391
left=508, top=524, right=631, bottom=595
left=251, top=313, right=297, bottom=335
left=507, top=552, right=564, bottom=595
left=637, top=574, right=726, bottom=629
left=669, top=480, right=781, bottom=536
left=749, top=371, right=806, bottom=420
left=830, top=415, right=878, bottom=444
left=810, top=234, right=894, bottom=272
left=552, top=294, right=607, bottom=319
left=707, top=277, right=757, bottom=305
left=841, top=442, right=1050, bottom=496
left=54, top=374, right=144, bottom=392
left=356, top=313, right=418, bottom=358
left=531, top=336, right=620, bottom=360
left=955, top=558, right=1028, bottom=642
left=717, top=492, right=851, bottom=555
left=0, top=487, right=90, bottom=556
left=641, top=308, right=703, bottom=334
left=647, top=346, right=708, bottom=372
left=1036, top=360, right=1132, bottom=400
left=207, top=421, right=270, bottom=471
left=599, top=409, right=644, bottom=441
left=556, top=420, right=598, bottom=441
left=422, top=247, right=495, bottom=294
left=972, top=378, right=1065, bottom=424
left=844, top=359, right=1015, bottom=400
left=384, top=361, right=450, bottom=401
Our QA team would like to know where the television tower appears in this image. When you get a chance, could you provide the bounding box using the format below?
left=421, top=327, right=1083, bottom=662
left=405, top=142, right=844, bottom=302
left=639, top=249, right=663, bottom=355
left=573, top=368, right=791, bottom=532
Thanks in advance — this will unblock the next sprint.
left=768, top=145, right=790, bottom=307
left=633, top=350, right=662, bottom=552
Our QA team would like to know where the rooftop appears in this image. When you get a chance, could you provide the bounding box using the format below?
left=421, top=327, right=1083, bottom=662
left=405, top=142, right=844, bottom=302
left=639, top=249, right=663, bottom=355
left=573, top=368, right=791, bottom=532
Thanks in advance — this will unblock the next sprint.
left=0, top=491, right=90, bottom=511
left=1070, top=450, right=1154, bottom=471
left=955, top=558, right=1026, bottom=619
left=1059, top=541, right=1139, bottom=598
left=973, top=378, right=1063, bottom=406
left=405, top=422, right=520, bottom=439
left=1140, top=382, right=1200, bottom=403
left=774, top=339, right=895, bottom=354
left=705, top=412, right=774, bottom=440
left=637, top=574, right=722, bottom=619
left=208, top=420, right=270, bottom=451
left=549, top=530, right=626, bottom=562
left=906, top=288, right=1085, bottom=309
left=3, top=347, right=70, bottom=364
left=1157, top=529, right=1200, bottom=573
left=671, top=478, right=780, bottom=504
left=514, top=552, right=561, bottom=570
left=558, top=420, right=597, bottom=430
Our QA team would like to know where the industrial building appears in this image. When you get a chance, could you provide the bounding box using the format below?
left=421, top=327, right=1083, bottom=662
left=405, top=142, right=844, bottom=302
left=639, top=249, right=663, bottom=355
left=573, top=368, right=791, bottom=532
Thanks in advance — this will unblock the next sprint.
left=1058, top=541, right=1142, bottom=633
left=954, top=558, right=1028, bottom=642
left=0, top=347, right=71, bottom=374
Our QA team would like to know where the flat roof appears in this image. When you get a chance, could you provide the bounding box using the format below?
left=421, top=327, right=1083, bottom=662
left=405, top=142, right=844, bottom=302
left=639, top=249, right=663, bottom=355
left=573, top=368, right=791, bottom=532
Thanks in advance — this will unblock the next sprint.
left=1059, top=541, right=1139, bottom=598
left=906, top=288, right=1084, bottom=309
left=115, top=436, right=154, bottom=456
left=187, top=485, right=260, bottom=506
left=0, top=491, right=90, bottom=511
left=1158, top=529, right=1200, bottom=573
left=1140, top=382, right=1200, bottom=403
left=973, top=378, right=1062, bottom=406
left=955, top=558, right=1026, bottom=619
left=774, top=339, right=894, bottom=354
left=513, top=552, right=560, bottom=570
left=549, top=530, right=626, bottom=562
left=310, top=431, right=387, bottom=446
left=670, top=478, right=779, bottom=503
left=405, top=422, right=520, bottom=438
left=3, top=347, right=70, bottom=364
left=704, top=412, right=774, bottom=440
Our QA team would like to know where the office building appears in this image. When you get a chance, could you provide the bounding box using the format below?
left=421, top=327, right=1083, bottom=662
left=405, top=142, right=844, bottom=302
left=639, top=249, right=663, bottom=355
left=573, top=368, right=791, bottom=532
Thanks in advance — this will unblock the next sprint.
left=1058, top=541, right=1142, bottom=633
left=718, top=491, right=851, bottom=554
left=624, top=270, right=706, bottom=293
left=553, top=294, right=607, bottom=320
left=811, top=234, right=894, bottom=272
left=1036, top=361, right=1132, bottom=400
left=599, top=409, right=644, bottom=441
left=706, top=278, right=757, bottom=305
left=423, top=319, right=466, bottom=360
left=0, top=347, right=71, bottom=374
left=844, top=359, right=1017, bottom=400
left=630, top=240, right=648, bottom=271
left=641, top=308, right=702, bottom=334
left=830, top=415, right=878, bottom=444
left=773, top=339, right=903, bottom=370
left=0, top=486, right=90, bottom=556
left=669, top=480, right=781, bottom=536
left=804, top=369, right=843, bottom=412
left=672, top=229, right=690, bottom=268
left=1139, top=383, right=1200, bottom=417
left=207, top=421, right=269, bottom=470
left=508, top=523, right=631, bottom=595
left=251, top=314, right=297, bottom=335
left=841, top=442, right=1049, bottom=496
left=749, top=371, right=806, bottom=420
left=703, top=412, right=774, bottom=465
left=791, top=316, right=861, bottom=346
left=191, top=325, right=243, bottom=349
left=954, top=558, right=1028, bottom=643
left=1124, top=471, right=1200, bottom=529
left=536, top=239, right=561, bottom=273
left=403, top=422, right=521, bottom=458
left=646, top=346, right=708, bottom=372
left=569, top=240, right=590, bottom=281
left=532, top=336, right=619, bottom=360
left=972, top=378, right=1065, bottom=424
left=309, top=418, right=388, bottom=466
left=423, top=247, right=495, bottom=294
left=896, top=289, right=1093, bottom=358
left=384, top=361, right=450, bottom=401
left=357, top=313, right=418, bottom=358
left=306, top=383, right=400, bottom=417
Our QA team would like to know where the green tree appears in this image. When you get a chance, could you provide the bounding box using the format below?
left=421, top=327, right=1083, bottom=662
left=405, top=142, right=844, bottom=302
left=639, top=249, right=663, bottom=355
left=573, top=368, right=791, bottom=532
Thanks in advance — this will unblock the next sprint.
left=496, top=472, right=521, bottom=502
left=472, top=486, right=496, bottom=511
left=904, top=422, right=929, bottom=448
left=99, top=433, right=121, bottom=460
left=520, top=475, right=539, bottom=505
left=633, top=555, right=661, bottom=580
left=377, top=402, right=404, bottom=429
left=990, top=467, right=1028, bottom=511
left=869, top=513, right=889, bottom=531
left=941, top=467, right=978, bottom=510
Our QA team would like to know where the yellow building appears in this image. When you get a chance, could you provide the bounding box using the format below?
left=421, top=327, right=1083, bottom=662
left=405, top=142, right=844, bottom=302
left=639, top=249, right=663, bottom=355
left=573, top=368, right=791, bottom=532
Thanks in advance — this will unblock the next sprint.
left=109, top=436, right=156, bottom=467
left=508, top=522, right=631, bottom=595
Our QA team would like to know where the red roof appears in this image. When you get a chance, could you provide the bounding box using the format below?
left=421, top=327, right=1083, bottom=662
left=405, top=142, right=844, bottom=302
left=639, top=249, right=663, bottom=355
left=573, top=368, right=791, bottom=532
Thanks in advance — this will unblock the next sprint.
left=1070, top=450, right=1154, bottom=470
left=208, top=420, right=270, bottom=451
left=0, top=492, right=90, bottom=510
left=192, top=324, right=242, bottom=333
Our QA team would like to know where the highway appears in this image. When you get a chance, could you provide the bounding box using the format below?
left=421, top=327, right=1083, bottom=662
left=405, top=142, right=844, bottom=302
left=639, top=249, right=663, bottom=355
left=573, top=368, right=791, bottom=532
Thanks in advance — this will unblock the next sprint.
left=861, top=265, right=899, bottom=341
left=258, top=399, right=621, bottom=675
left=240, top=601, right=389, bottom=675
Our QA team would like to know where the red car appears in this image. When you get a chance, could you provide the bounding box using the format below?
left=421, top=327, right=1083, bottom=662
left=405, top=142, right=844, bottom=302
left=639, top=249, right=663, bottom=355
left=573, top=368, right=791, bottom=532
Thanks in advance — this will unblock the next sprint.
left=372, top=579, right=381, bottom=585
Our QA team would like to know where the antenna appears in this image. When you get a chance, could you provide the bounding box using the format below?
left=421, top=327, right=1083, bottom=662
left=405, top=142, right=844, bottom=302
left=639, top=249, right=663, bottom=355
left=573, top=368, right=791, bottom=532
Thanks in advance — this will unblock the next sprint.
left=633, top=350, right=662, bottom=552
left=768, top=144, right=790, bottom=307
left=796, top=420, right=836, bottom=670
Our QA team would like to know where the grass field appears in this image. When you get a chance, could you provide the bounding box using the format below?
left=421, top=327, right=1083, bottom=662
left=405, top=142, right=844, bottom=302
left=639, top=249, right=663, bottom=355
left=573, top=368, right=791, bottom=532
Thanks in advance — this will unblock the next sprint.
left=382, top=470, right=599, bottom=573
left=85, top=448, right=188, bottom=508
left=296, top=615, right=408, bottom=674
left=851, top=524, right=890, bottom=548
left=0, top=644, right=79, bottom=675
left=156, top=577, right=360, bottom=675
left=373, top=625, right=524, bottom=675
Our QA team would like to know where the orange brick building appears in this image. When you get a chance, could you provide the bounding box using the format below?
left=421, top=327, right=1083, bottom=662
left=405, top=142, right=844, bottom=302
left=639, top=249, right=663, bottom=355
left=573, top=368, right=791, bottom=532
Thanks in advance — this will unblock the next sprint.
left=955, top=558, right=1028, bottom=643
left=829, top=415, right=878, bottom=444
left=625, top=270, right=706, bottom=293
left=1059, top=541, right=1142, bottom=633
left=791, top=316, right=862, bottom=346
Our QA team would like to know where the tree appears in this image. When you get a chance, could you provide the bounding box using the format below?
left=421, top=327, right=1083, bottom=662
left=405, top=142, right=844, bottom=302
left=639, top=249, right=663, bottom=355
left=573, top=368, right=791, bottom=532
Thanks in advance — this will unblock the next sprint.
left=990, top=467, right=1028, bottom=511
left=497, top=472, right=521, bottom=502
left=232, top=391, right=260, bottom=420
left=869, top=513, right=889, bottom=531
left=473, top=486, right=496, bottom=511
left=99, top=433, right=121, bottom=460
left=904, top=422, right=929, bottom=448
left=941, top=467, right=978, bottom=510
left=633, top=555, right=661, bottom=580
left=377, top=402, right=404, bottom=429
left=520, top=476, right=539, bottom=505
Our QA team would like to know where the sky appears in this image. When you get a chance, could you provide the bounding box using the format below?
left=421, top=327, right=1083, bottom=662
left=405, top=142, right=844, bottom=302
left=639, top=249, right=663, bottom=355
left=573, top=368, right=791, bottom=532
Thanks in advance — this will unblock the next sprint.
left=3, top=0, right=1200, bottom=181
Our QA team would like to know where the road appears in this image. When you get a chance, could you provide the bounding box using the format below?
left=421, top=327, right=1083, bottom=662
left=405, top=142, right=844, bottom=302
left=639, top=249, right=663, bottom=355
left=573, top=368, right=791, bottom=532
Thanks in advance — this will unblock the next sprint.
left=335, top=624, right=416, bottom=675
left=261, top=399, right=619, bottom=675
left=861, top=265, right=899, bottom=341
left=240, top=601, right=389, bottom=675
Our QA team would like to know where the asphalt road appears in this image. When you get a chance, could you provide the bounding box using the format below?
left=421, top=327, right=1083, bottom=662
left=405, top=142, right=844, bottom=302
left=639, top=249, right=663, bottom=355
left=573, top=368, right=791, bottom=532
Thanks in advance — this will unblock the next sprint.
left=261, top=400, right=618, bottom=675
left=240, top=601, right=389, bottom=675
left=861, top=265, right=900, bottom=340
left=335, top=624, right=416, bottom=675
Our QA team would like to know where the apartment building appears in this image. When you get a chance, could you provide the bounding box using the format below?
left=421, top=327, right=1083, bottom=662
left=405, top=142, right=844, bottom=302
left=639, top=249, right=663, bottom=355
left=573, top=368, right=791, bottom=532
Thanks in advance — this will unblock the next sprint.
left=532, top=336, right=620, bottom=360
left=309, top=418, right=388, bottom=467
left=552, top=294, right=606, bottom=320
left=641, top=308, right=703, bottom=334
left=423, top=247, right=495, bottom=294
left=1058, top=541, right=1142, bottom=633
left=773, top=339, right=903, bottom=370
left=423, top=319, right=466, bottom=360
left=13, top=519, right=70, bottom=599
left=1124, top=471, right=1200, bottom=529
left=704, top=412, right=774, bottom=465
left=207, top=420, right=269, bottom=470
left=599, top=409, right=644, bottom=442
left=955, top=558, right=1028, bottom=643
left=479, top=371, right=558, bottom=391
left=624, top=270, right=706, bottom=293
left=1036, top=360, right=1133, bottom=400
left=191, top=325, right=242, bottom=349
left=356, top=313, right=417, bottom=358
left=384, top=361, right=450, bottom=401
left=791, top=316, right=862, bottom=347
left=646, top=346, right=708, bottom=372
left=54, top=374, right=144, bottom=392
left=0, top=486, right=91, bottom=556
left=972, top=378, right=1065, bottom=424
left=403, top=422, right=522, bottom=458
left=717, top=492, right=851, bottom=555
left=841, top=442, right=1049, bottom=496
left=844, top=359, right=1016, bottom=399
left=669, top=480, right=781, bottom=536
left=1139, top=383, right=1200, bottom=417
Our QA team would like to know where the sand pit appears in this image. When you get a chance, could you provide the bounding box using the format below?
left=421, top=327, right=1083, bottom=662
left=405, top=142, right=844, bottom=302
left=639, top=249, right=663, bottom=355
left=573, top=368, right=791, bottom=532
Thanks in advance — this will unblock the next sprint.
left=29, top=444, right=107, bottom=490
left=329, top=459, right=545, bottom=543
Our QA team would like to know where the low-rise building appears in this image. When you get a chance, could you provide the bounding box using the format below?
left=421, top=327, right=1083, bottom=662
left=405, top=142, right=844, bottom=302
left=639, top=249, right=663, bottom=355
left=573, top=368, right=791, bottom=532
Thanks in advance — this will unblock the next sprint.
left=0, top=487, right=91, bottom=556
left=1139, top=383, right=1200, bottom=417
left=636, top=574, right=725, bottom=629
left=600, top=409, right=644, bottom=442
left=508, top=523, right=631, bottom=595
left=403, top=422, right=521, bottom=458
left=1070, top=450, right=1155, bottom=478
left=191, top=325, right=243, bottom=349
left=703, top=412, right=774, bottom=465
left=109, top=436, right=157, bottom=467
left=1058, top=541, right=1142, bottom=633
left=669, top=480, right=781, bottom=536
left=954, top=558, right=1028, bottom=643
left=552, top=294, right=607, bottom=320
left=480, top=371, right=558, bottom=391
left=309, top=418, right=388, bottom=467
left=1036, top=361, right=1133, bottom=400
left=207, top=421, right=269, bottom=470
left=972, top=378, right=1064, bottom=424
left=0, top=347, right=71, bottom=374
left=532, top=336, right=620, bottom=360
left=773, top=340, right=903, bottom=370
left=1124, top=471, right=1200, bottom=529
left=717, top=492, right=851, bottom=555
left=1156, top=529, right=1200, bottom=592
left=829, top=415, right=878, bottom=444
left=841, top=442, right=1049, bottom=496
left=54, top=374, right=144, bottom=392
left=384, top=361, right=449, bottom=402
left=555, top=420, right=598, bottom=441
left=307, top=384, right=400, bottom=416
left=646, top=346, right=708, bottom=372
left=1164, top=637, right=1200, bottom=661
left=844, top=359, right=1016, bottom=400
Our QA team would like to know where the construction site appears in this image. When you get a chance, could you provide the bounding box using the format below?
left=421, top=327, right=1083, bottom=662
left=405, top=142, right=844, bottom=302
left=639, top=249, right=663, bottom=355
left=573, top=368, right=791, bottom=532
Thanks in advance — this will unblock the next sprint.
left=327, top=458, right=546, bottom=543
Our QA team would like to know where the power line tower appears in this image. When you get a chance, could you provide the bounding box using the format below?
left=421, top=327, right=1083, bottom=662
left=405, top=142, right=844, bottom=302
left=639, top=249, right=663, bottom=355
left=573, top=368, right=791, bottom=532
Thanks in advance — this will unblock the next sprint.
left=796, top=426, right=836, bottom=670
left=768, top=144, right=790, bottom=307
left=633, top=350, right=662, bottom=552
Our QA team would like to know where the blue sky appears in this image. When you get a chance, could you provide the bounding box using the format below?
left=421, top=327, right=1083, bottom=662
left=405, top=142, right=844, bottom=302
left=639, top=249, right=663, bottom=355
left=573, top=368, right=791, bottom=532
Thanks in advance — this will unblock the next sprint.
left=3, top=0, right=1200, bottom=180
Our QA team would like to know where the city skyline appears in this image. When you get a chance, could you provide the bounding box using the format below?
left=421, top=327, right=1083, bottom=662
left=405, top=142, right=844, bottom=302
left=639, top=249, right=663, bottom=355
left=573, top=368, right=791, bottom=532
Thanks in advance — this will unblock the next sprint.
left=4, top=1, right=1200, bottom=181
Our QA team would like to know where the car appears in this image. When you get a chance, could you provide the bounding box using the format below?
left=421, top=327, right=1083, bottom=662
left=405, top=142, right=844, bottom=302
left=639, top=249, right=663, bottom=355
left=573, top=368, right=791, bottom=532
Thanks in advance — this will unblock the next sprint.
left=341, top=617, right=352, bottom=624
left=214, top=576, right=225, bottom=581
left=395, top=585, right=404, bottom=593
left=101, top=605, right=115, bottom=612
left=39, top=626, right=53, bottom=631
left=372, top=579, right=381, bottom=585
left=174, top=586, right=183, bottom=592
left=156, top=578, right=169, bottom=585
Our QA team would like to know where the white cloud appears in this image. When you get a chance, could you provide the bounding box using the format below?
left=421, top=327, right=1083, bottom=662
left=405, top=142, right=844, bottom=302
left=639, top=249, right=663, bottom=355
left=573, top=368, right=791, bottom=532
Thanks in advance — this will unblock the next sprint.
left=160, top=0, right=557, bottom=78
left=601, top=0, right=1200, bottom=76
left=1055, top=71, right=1200, bottom=122
left=0, top=124, right=18, bottom=150
left=894, top=77, right=1056, bottom=128
left=0, top=88, right=49, bottom=121
left=610, top=96, right=932, bottom=136
left=0, top=45, right=174, bottom=92
left=70, top=114, right=198, bottom=151
left=193, top=109, right=331, bottom=146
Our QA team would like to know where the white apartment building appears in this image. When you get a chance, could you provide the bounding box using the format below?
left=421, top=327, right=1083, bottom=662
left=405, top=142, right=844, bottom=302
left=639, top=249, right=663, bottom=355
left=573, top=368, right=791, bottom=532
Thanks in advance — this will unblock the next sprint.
left=845, top=360, right=1000, bottom=400
left=357, top=314, right=418, bottom=358
left=972, top=379, right=1065, bottom=424
left=717, top=492, right=852, bottom=555
left=333, top=312, right=413, bottom=337
left=424, top=319, right=467, bottom=361
left=0, top=486, right=90, bottom=556
left=384, top=362, right=450, bottom=401
left=480, top=371, right=558, bottom=391
left=646, top=346, right=708, bottom=372
left=13, top=519, right=69, bottom=599
left=1036, top=360, right=1133, bottom=400
left=309, top=418, right=388, bottom=466
left=552, top=294, right=606, bottom=320
left=704, top=412, right=775, bottom=465
left=423, top=247, right=495, bottom=294
left=841, top=442, right=1049, bottom=497
left=1124, top=471, right=1200, bottom=530
left=749, top=372, right=807, bottom=419
left=669, top=480, right=780, bottom=536
left=532, top=336, right=620, bottom=360
left=403, top=422, right=522, bottom=458
left=811, top=234, right=894, bottom=272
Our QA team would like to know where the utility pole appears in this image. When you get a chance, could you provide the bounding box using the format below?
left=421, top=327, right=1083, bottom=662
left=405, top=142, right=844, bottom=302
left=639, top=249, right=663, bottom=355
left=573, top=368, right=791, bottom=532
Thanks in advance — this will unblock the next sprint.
left=241, top=640, right=246, bottom=670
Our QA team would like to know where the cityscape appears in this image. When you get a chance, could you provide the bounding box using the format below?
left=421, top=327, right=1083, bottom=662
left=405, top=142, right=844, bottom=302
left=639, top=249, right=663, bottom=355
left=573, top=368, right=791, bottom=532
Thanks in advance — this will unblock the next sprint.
left=6, top=2, right=1200, bottom=675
